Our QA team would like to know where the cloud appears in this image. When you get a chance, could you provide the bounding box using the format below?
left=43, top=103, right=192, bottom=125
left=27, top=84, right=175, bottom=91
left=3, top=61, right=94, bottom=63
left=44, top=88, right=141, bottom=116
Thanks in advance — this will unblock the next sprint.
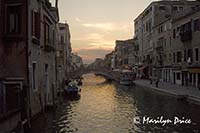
left=73, top=33, right=114, bottom=49
left=74, top=48, right=112, bottom=64
left=85, top=33, right=104, bottom=40
left=82, top=22, right=115, bottom=31
left=75, top=17, right=81, bottom=22
left=87, top=41, right=114, bottom=49
left=82, top=22, right=132, bottom=32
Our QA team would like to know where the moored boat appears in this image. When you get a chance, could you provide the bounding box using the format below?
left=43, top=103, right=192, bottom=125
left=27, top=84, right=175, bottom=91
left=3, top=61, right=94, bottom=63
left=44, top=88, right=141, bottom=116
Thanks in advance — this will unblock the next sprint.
left=119, top=69, right=134, bottom=85
left=64, top=80, right=81, bottom=96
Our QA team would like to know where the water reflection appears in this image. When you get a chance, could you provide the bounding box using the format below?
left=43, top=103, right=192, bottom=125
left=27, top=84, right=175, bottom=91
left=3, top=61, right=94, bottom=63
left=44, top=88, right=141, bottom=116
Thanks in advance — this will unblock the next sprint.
left=32, top=73, right=200, bottom=133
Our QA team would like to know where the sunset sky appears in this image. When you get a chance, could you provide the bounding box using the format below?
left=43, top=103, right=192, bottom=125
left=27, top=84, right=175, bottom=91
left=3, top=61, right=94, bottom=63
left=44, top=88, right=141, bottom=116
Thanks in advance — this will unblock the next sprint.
left=50, top=0, right=154, bottom=64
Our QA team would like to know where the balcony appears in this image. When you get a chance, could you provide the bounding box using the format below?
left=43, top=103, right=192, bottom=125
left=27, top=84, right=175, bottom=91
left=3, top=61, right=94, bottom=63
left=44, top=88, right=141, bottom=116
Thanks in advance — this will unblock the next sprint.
left=156, top=45, right=163, bottom=54
left=41, top=44, right=55, bottom=52
left=180, top=30, right=192, bottom=42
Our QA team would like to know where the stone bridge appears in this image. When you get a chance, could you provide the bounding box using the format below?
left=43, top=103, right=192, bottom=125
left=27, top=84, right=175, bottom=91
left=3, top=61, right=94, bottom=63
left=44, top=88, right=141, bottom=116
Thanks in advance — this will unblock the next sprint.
left=66, top=67, right=120, bottom=81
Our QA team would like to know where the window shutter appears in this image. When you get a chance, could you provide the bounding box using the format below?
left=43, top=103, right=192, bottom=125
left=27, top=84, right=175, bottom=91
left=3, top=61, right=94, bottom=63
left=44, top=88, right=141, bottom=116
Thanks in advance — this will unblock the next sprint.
left=31, top=10, right=34, bottom=36
left=36, top=12, right=41, bottom=39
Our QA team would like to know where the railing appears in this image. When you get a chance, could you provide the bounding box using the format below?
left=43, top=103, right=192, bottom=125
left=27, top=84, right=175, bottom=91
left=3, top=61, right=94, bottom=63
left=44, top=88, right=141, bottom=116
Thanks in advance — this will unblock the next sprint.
left=180, top=30, right=192, bottom=42
left=66, top=67, right=119, bottom=81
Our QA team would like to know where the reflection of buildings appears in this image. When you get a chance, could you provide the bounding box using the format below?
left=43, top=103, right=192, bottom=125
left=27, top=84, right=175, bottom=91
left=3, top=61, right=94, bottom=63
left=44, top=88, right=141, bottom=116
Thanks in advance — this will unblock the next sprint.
left=0, top=0, right=62, bottom=132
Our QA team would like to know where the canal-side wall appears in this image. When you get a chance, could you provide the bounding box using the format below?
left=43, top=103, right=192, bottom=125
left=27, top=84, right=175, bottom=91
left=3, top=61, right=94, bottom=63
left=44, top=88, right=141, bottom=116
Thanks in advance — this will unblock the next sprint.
left=133, top=80, right=200, bottom=105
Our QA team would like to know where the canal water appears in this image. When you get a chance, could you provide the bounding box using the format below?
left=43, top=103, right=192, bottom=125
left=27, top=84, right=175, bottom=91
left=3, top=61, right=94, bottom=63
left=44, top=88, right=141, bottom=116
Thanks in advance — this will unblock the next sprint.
left=32, top=73, right=200, bottom=133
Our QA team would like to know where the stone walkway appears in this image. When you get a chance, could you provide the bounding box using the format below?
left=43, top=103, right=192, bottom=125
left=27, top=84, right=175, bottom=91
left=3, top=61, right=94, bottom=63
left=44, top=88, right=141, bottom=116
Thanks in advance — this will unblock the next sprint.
left=133, top=79, right=200, bottom=104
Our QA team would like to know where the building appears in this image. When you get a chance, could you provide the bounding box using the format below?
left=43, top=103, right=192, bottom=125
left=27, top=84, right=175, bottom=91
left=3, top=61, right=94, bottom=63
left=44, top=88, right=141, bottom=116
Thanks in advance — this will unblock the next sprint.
left=58, top=23, right=72, bottom=74
left=28, top=0, right=59, bottom=116
left=134, top=0, right=200, bottom=79
left=104, top=51, right=114, bottom=69
left=114, top=39, right=138, bottom=69
left=0, top=0, right=59, bottom=132
left=171, top=6, right=200, bottom=87
left=56, top=23, right=72, bottom=92
left=89, top=58, right=105, bottom=69
left=71, top=53, right=83, bottom=70
left=0, top=0, right=29, bottom=132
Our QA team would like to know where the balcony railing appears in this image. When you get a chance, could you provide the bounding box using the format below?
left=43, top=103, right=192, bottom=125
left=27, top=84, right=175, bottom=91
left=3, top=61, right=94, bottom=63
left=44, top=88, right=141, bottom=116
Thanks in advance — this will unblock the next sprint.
left=180, top=30, right=192, bottom=42
left=156, top=45, right=163, bottom=53
left=41, top=44, right=55, bottom=52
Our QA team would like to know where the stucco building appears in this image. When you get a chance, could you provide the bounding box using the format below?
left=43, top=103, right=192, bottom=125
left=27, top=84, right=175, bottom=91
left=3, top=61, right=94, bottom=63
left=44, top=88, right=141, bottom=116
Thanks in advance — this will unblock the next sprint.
left=134, top=0, right=200, bottom=79
left=171, top=6, right=200, bottom=87
left=0, top=0, right=59, bottom=132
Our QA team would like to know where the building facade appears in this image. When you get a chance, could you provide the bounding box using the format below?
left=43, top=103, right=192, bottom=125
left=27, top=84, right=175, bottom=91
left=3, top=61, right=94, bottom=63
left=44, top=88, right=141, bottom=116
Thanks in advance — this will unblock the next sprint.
left=171, top=7, right=200, bottom=87
left=56, top=23, right=72, bottom=93
left=0, top=0, right=29, bottom=132
left=71, top=53, right=83, bottom=70
left=134, top=0, right=200, bottom=79
left=0, top=0, right=59, bottom=132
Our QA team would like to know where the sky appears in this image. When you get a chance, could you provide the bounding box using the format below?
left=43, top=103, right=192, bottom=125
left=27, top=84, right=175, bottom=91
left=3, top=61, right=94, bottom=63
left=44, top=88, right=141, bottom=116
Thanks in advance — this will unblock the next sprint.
left=50, top=0, right=154, bottom=64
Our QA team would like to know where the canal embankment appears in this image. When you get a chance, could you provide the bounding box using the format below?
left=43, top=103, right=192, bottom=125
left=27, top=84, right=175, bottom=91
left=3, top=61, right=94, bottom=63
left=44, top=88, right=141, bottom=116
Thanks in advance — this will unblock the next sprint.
left=133, top=80, right=200, bottom=105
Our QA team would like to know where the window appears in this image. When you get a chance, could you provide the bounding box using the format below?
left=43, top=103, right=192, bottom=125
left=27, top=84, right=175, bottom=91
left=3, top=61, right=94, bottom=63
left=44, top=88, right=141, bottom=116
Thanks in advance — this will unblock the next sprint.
left=173, top=6, right=178, bottom=11
left=61, top=35, right=64, bottom=44
left=158, top=26, right=163, bottom=34
left=177, top=73, right=181, bottom=80
left=53, top=30, right=55, bottom=46
left=159, top=6, right=166, bottom=11
left=169, top=53, right=172, bottom=62
left=179, top=7, right=183, bottom=11
left=32, top=10, right=40, bottom=38
left=32, top=62, right=37, bottom=91
left=173, top=52, right=176, bottom=63
left=169, top=37, right=172, bottom=48
left=195, top=48, right=199, bottom=61
left=56, top=51, right=60, bottom=57
left=184, top=50, right=187, bottom=62
left=44, top=22, right=50, bottom=45
left=177, top=51, right=182, bottom=63
left=6, top=5, right=21, bottom=34
left=193, top=74, right=196, bottom=85
left=0, top=81, right=4, bottom=114
left=180, top=22, right=191, bottom=32
left=188, top=49, right=193, bottom=63
left=173, top=29, right=176, bottom=38
left=0, top=81, right=22, bottom=115
left=194, top=19, right=200, bottom=31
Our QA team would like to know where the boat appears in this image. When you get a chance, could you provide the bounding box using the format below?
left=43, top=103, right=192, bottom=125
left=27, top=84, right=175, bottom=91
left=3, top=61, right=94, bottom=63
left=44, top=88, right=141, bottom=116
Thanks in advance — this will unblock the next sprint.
left=64, top=80, right=81, bottom=96
left=119, top=69, right=134, bottom=85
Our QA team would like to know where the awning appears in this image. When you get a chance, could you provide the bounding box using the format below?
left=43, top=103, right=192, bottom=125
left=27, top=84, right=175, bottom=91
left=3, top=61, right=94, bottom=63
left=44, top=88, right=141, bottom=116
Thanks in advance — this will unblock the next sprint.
left=139, top=66, right=147, bottom=71
left=188, top=68, right=200, bottom=73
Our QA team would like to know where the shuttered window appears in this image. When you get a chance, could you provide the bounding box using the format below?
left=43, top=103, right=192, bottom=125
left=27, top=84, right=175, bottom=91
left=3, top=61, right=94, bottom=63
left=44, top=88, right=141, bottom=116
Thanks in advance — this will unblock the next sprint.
left=32, top=10, right=41, bottom=39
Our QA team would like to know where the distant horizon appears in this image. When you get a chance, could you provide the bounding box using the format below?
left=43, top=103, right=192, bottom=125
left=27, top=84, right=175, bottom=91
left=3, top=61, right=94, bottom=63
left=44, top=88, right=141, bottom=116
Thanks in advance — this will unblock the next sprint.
left=50, top=0, right=155, bottom=63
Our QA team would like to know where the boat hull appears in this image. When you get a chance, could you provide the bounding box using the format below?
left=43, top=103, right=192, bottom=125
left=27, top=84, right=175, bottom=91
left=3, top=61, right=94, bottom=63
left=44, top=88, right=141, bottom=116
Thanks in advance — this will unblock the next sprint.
left=64, top=85, right=81, bottom=96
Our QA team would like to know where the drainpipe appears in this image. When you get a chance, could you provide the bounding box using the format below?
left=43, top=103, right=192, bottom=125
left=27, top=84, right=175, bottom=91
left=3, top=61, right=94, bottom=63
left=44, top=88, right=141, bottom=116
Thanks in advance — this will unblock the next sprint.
left=25, top=0, right=31, bottom=129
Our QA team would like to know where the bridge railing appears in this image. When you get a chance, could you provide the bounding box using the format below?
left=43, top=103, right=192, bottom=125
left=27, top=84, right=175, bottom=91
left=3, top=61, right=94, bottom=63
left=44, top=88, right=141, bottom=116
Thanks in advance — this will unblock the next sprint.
left=66, top=67, right=121, bottom=81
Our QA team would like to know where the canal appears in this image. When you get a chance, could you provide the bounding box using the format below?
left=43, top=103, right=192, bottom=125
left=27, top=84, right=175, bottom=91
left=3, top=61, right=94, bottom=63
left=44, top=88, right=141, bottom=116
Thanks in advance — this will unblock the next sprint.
left=31, top=73, right=200, bottom=133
